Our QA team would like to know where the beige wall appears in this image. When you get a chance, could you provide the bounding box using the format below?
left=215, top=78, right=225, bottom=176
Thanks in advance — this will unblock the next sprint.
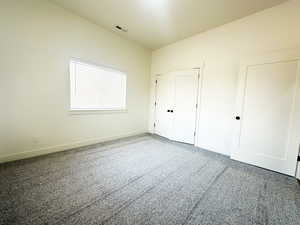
left=2, top=0, right=300, bottom=162
left=0, top=0, right=151, bottom=162
left=150, top=0, right=300, bottom=155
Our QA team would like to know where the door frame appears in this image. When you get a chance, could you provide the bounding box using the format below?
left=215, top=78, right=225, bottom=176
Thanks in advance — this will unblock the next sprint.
left=154, top=67, right=204, bottom=146
left=231, top=48, right=300, bottom=176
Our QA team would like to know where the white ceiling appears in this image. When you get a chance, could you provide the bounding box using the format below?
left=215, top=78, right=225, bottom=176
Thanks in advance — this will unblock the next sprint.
left=51, top=0, right=288, bottom=49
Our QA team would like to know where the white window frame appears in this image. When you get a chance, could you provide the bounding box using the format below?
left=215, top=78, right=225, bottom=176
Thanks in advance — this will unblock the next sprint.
left=69, top=59, right=127, bottom=113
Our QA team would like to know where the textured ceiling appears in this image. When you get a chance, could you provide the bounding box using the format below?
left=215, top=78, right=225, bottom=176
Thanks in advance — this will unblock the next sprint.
left=51, top=0, right=288, bottom=49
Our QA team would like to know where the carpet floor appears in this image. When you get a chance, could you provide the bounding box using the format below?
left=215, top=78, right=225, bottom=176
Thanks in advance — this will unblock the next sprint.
left=0, top=134, right=300, bottom=225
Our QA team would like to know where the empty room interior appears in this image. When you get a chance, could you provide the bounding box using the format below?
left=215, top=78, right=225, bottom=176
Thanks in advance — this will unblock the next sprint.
left=2, top=0, right=300, bottom=224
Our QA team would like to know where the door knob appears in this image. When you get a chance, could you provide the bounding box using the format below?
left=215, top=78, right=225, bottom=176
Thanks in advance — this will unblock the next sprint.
left=167, top=110, right=170, bottom=112
left=235, top=116, right=240, bottom=120
left=170, top=110, right=174, bottom=113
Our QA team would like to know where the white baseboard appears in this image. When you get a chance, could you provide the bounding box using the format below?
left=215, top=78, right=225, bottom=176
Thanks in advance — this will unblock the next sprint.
left=296, top=163, right=300, bottom=179
left=0, top=131, right=147, bottom=164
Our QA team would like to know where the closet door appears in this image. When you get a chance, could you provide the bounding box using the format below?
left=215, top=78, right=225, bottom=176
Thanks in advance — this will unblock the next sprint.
left=155, top=70, right=199, bottom=144
left=155, top=75, right=173, bottom=139
left=231, top=52, right=300, bottom=176
left=170, top=71, right=199, bottom=144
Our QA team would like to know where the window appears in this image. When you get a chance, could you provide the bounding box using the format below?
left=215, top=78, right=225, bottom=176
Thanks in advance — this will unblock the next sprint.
left=70, top=60, right=127, bottom=111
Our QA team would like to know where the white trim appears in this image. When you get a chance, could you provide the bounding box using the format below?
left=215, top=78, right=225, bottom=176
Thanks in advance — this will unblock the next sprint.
left=70, top=58, right=127, bottom=75
left=296, top=163, right=300, bottom=179
left=152, top=66, right=204, bottom=76
left=153, top=78, right=158, bottom=134
left=193, top=69, right=201, bottom=145
left=0, top=131, right=147, bottom=164
left=194, top=63, right=205, bottom=147
left=69, top=109, right=128, bottom=115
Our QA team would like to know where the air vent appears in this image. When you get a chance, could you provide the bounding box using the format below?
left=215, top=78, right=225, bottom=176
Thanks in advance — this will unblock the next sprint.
left=115, top=25, right=128, bottom=32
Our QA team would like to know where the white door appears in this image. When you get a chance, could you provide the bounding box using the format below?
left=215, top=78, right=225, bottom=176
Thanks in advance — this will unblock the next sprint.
left=155, top=70, right=199, bottom=144
left=231, top=51, right=300, bottom=176
left=171, top=72, right=199, bottom=144
left=155, top=75, right=173, bottom=139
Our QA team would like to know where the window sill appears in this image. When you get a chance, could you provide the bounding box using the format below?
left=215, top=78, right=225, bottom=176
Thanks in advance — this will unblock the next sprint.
left=69, top=109, right=128, bottom=115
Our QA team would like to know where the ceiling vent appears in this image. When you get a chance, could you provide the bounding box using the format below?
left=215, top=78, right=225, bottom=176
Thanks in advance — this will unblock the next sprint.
left=115, top=25, right=128, bottom=32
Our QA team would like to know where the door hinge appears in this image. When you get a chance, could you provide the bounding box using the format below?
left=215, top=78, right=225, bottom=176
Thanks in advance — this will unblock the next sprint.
left=155, top=102, right=157, bottom=107
left=297, top=155, right=300, bottom=162
left=155, top=80, right=158, bottom=84
left=194, top=131, right=196, bottom=136
left=196, top=103, right=198, bottom=108
left=154, top=123, right=156, bottom=128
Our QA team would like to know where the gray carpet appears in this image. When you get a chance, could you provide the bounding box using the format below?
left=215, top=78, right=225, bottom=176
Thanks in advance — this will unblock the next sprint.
left=1, top=134, right=300, bottom=225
